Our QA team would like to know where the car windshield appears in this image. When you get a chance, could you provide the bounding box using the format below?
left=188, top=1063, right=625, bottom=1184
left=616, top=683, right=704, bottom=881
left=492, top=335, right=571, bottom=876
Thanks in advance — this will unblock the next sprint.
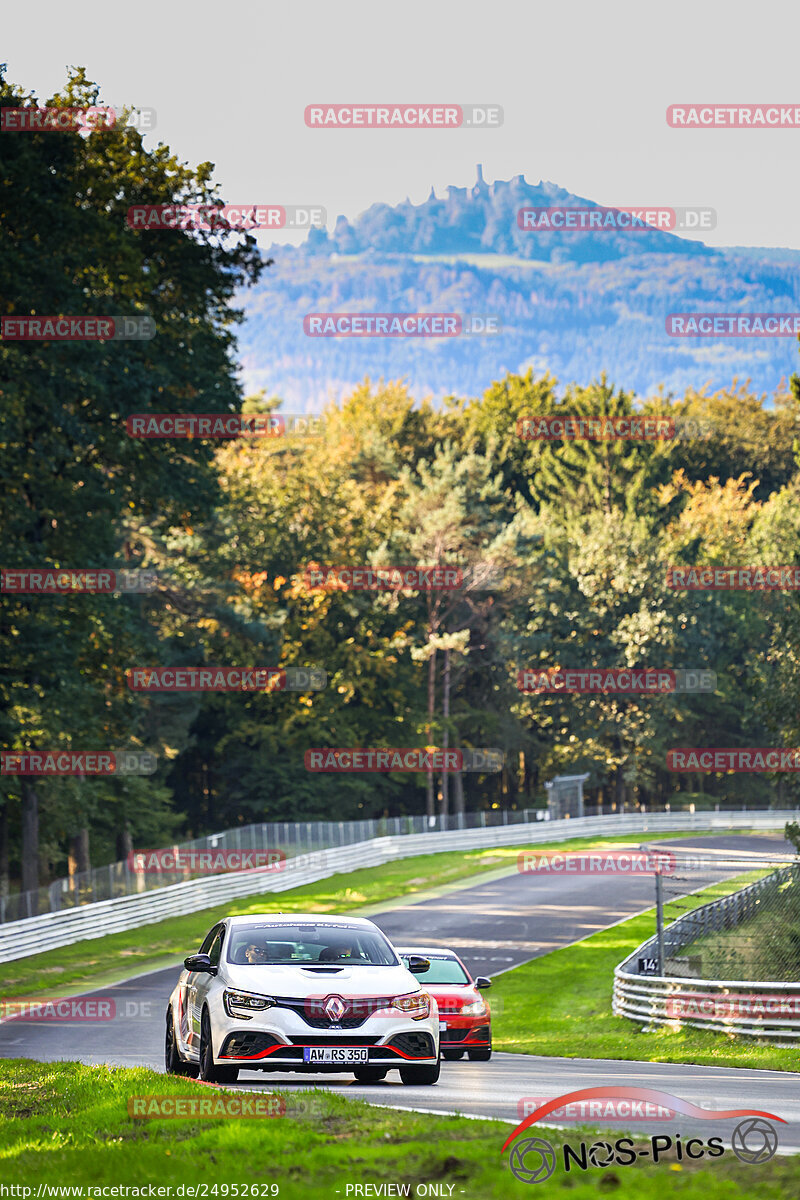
left=400, top=954, right=470, bottom=985
left=226, top=923, right=399, bottom=966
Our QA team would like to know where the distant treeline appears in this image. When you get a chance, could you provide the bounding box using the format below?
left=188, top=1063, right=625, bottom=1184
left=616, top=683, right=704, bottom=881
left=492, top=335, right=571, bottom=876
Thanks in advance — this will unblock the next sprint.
left=2, top=69, right=800, bottom=898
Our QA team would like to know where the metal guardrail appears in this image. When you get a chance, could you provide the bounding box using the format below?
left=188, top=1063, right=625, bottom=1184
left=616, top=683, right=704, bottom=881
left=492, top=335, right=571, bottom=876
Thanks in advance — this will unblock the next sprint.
left=0, top=800, right=777, bottom=924
left=2, top=809, right=795, bottom=964
left=0, top=807, right=546, bottom=924
left=614, top=863, right=800, bottom=1039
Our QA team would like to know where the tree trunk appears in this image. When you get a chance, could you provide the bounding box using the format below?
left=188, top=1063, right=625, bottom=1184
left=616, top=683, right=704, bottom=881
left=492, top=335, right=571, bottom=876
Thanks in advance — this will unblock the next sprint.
left=426, top=649, right=436, bottom=821
left=440, top=649, right=450, bottom=821
left=0, top=803, right=8, bottom=897
left=21, top=781, right=39, bottom=906
left=452, top=760, right=465, bottom=818
left=116, top=825, right=134, bottom=863
left=70, top=827, right=91, bottom=875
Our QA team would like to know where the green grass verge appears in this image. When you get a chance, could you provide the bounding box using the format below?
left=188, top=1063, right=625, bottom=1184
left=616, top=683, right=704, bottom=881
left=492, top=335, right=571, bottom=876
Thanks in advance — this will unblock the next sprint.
left=3, top=830, right=716, bottom=1002
left=491, top=870, right=800, bottom=1071
left=2, top=1059, right=798, bottom=1196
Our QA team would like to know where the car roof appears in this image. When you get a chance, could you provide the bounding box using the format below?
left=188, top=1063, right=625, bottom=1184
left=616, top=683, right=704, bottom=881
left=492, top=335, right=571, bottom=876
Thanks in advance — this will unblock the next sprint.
left=224, top=914, right=378, bottom=928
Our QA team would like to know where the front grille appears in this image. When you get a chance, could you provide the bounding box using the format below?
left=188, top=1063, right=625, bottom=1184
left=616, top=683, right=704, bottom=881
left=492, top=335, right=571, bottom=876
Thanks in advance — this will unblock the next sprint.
left=220, top=1032, right=281, bottom=1057
left=303, top=1014, right=369, bottom=1030
left=288, top=1035, right=380, bottom=1046
left=386, top=1032, right=436, bottom=1058
left=272, top=994, right=394, bottom=1030
left=441, top=1027, right=468, bottom=1043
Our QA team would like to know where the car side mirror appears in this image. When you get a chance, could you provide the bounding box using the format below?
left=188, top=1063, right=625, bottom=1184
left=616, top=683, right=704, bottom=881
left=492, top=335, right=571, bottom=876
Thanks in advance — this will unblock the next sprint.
left=406, top=955, right=431, bottom=975
left=475, top=976, right=492, bottom=990
left=184, top=953, right=217, bottom=975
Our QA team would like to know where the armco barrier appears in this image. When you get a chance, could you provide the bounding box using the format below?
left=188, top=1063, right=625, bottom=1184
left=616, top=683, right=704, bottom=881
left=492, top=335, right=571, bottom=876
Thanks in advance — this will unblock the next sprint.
left=1, top=810, right=795, bottom=963
left=614, top=862, right=800, bottom=1039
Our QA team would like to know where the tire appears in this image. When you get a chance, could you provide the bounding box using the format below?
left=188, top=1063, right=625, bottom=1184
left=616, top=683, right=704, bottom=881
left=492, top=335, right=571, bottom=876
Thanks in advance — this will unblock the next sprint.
left=442, top=1049, right=464, bottom=1061
left=467, top=1048, right=492, bottom=1061
left=399, top=1060, right=440, bottom=1086
left=198, top=1008, right=239, bottom=1085
left=165, top=1007, right=198, bottom=1078
left=353, top=1067, right=388, bottom=1083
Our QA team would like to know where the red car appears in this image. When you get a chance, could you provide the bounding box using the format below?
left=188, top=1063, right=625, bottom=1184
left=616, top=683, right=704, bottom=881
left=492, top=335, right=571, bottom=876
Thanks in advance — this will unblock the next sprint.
left=397, top=946, right=492, bottom=1061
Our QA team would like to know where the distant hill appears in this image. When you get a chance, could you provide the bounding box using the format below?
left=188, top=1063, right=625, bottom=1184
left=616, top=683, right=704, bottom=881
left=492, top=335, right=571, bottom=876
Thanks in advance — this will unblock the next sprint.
left=236, top=169, right=800, bottom=406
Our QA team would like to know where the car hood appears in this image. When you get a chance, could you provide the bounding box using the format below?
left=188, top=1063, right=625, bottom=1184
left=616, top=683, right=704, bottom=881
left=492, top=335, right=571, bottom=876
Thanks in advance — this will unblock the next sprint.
left=426, top=986, right=485, bottom=1009
left=221, top=963, right=422, bottom=999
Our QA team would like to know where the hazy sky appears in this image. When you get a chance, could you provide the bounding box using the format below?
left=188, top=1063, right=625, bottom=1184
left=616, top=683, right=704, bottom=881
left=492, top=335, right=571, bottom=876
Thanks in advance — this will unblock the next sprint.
left=4, top=0, right=800, bottom=250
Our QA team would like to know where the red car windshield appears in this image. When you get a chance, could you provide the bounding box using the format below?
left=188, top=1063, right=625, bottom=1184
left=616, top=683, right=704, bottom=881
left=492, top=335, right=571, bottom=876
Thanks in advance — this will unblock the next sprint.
left=400, top=955, right=469, bottom=985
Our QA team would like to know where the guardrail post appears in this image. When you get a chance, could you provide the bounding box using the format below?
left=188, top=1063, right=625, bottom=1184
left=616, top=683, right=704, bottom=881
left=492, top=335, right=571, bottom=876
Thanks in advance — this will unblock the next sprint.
left=655, top=869, right=665, bottom=975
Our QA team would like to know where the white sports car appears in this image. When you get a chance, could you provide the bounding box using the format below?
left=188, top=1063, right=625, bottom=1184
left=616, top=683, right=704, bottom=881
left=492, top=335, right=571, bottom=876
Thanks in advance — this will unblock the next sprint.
left=165, top=913, right=440, bottom=1085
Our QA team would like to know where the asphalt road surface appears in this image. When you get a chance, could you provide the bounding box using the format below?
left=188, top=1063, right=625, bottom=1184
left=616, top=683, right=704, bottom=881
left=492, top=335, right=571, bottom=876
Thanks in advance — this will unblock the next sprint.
left=3, top=833, right=798, bottom=1151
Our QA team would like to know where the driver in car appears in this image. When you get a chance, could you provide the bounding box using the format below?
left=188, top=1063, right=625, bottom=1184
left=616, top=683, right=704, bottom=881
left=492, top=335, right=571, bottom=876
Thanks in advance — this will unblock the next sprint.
left=244, top=941, right=269, bottom=964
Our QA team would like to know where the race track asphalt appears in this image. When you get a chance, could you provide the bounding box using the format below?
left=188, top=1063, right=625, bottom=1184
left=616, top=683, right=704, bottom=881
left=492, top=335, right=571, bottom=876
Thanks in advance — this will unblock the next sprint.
left=3, top=833, right=798, bottom=1152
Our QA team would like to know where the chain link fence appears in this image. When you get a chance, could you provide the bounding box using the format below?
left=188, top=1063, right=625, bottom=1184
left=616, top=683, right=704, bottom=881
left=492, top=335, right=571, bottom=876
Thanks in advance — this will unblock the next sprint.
left=644, top=847, right=800, bottom=982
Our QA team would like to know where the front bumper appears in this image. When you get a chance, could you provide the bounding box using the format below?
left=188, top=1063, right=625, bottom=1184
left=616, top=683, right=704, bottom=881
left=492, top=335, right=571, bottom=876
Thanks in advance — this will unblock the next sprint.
left=217, top=1028, right=438, bottom=1070
left=438, top=1019, right=491, bottom=1049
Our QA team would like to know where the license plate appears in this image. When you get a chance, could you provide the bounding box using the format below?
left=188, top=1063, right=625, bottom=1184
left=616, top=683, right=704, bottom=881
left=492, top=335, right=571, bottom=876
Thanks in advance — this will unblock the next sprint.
left=438, top=1021, right=448, bottom=1031
left=303, top=1046, right=369, bottom=1064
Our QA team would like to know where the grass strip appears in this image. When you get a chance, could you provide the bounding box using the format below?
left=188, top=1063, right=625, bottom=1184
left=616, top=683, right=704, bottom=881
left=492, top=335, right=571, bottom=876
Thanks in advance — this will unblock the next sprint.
left=1, top=1059, right=798, bottom=1196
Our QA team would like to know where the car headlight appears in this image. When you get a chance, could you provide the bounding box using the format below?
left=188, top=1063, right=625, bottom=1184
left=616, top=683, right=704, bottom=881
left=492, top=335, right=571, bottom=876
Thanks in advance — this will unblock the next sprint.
left=392, top=992, right=431, bottom=1020
left=223, top=989, right=276, bottom=1019
left=461, top=999, right=487, bottom=1016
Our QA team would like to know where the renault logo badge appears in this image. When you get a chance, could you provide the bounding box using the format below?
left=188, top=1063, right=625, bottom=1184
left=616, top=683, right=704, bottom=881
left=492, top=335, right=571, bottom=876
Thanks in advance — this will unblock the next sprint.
left=324, top=995, right=346, bottom=1021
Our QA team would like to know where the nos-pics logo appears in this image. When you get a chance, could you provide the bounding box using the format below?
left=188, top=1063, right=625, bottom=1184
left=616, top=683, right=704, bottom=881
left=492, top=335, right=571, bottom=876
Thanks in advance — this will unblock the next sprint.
left=503, top=1088, right=782, bottom=1183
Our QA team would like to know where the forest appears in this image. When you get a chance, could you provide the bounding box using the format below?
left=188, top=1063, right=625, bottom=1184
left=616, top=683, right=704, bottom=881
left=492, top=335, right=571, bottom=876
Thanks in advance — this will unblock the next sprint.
left=2, top=69, right=800, bottom=900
